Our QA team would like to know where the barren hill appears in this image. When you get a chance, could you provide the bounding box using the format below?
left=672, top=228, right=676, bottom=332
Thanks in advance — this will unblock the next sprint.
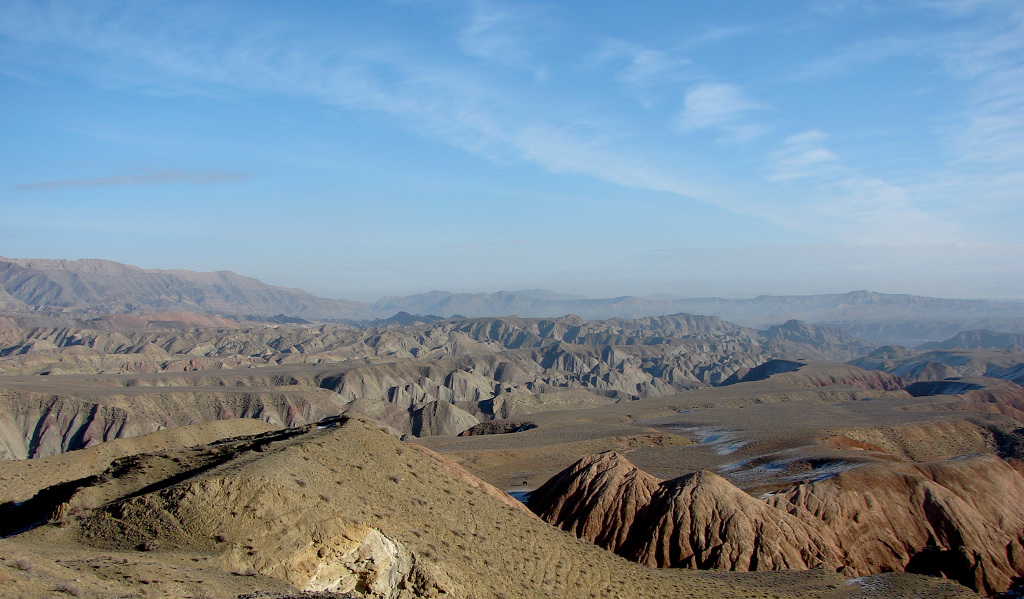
left=849, top=342, right=1024, bottom=386
left=374, top=289, right=1024, bottom=344
left=918, top=329, right=1024, bottom=351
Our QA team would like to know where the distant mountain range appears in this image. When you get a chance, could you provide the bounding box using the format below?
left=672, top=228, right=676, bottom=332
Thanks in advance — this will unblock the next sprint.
left=3, top=256, right=1023, bottom=345
left=0, top=257, right=374, bottom=320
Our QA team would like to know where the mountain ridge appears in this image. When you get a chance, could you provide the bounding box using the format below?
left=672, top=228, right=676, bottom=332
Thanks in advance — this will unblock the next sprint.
left=4, top=257, right=1023, bottom=344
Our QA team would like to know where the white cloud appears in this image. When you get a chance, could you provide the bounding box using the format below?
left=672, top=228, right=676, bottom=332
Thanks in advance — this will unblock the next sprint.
left=763, top=129, right=961, bottom=243
left=511, top=123, right=715, bottom=200
left=683, top=25, right=754, bottom=48
left=678, top=83, right=759, bottom=128
left=677, top=82, right=768, bottom=142
left=815, top=177, right=961, bottom=243
left=0, top=0, right=1008, bottom=252
left=941, top=15, right=1024, bottom=166
left=617, top=48, right=690, bottom=100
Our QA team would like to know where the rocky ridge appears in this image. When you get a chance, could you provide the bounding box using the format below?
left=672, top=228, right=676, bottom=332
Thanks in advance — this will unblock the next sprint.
left=848, top=330, right=1024, bottom=386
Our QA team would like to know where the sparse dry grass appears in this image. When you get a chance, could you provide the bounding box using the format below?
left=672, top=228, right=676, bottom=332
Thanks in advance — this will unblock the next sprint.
left=53, top=582, right=80, bottom=597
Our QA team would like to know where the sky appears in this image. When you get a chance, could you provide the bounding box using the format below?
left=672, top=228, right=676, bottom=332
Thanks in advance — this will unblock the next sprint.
left=2, top=0, right=1023, bottom=302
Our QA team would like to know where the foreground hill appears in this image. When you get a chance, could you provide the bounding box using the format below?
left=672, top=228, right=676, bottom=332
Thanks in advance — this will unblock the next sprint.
left=2, top=332, right=1020, bottom=596
left=1, top=416, right=962, bottom=599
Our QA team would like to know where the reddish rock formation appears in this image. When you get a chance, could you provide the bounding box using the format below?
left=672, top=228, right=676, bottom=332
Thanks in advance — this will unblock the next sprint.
left=529, top=451, right=1024, bottom=595
left=628, top=469, right=842, bottom=571
left=528, top=452, right=661, bottom=553
left=769, top=455, right=1024, bottom=595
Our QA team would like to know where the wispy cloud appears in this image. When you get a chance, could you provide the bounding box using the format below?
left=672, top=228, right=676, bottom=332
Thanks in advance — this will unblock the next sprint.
left=813, top=177, right=961, bottom=242
left=457, top=1, right=548, bottom=78
left=2, top=2, right=720, bottom=205
left=1, top=0, right=1015, bottom=251
left=593, top=41, right=691, bottom=107
left=764, top=129, right=959, bottom=243
left=677, top=82, right=768, bottom=142
left=939, top=6, right=1024, bottom=166
left=683, top=25, right=754, bottom=48
left=792, top=36, right=926, bottom=80
left=792, top=1, right=1024, bottom=170
left=510, top=123, right=716, bottom=201
left=16, top=169, right=253, bottom=190
left=767, top=130, right=840, bottom=181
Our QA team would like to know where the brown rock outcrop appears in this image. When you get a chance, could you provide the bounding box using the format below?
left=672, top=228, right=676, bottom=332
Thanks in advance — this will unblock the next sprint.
left=530, top=451, right=1024, bottom=594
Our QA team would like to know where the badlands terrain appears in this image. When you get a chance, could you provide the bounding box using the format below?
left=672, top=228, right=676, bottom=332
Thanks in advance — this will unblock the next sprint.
left=1, top=258, right=1024, bottom=598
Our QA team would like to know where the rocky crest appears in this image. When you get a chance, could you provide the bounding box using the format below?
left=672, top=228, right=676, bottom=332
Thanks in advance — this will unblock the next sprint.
left=726, top=360, right=905, bottom=391
left=7, top=257, right=1021, bottom=345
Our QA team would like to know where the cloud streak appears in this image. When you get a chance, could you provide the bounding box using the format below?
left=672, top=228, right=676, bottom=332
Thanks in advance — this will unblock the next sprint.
left=592, top=40, right=692, bottom=107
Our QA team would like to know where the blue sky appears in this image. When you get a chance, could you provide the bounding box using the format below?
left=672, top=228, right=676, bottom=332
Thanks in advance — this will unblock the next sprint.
left=2, top=0, right=1023, bottom=301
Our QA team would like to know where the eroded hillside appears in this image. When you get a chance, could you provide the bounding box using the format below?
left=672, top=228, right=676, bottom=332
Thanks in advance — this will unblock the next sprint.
left=529, top=451, right=1024, bottom=595
left=0, top=312, right=872, bottom=458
